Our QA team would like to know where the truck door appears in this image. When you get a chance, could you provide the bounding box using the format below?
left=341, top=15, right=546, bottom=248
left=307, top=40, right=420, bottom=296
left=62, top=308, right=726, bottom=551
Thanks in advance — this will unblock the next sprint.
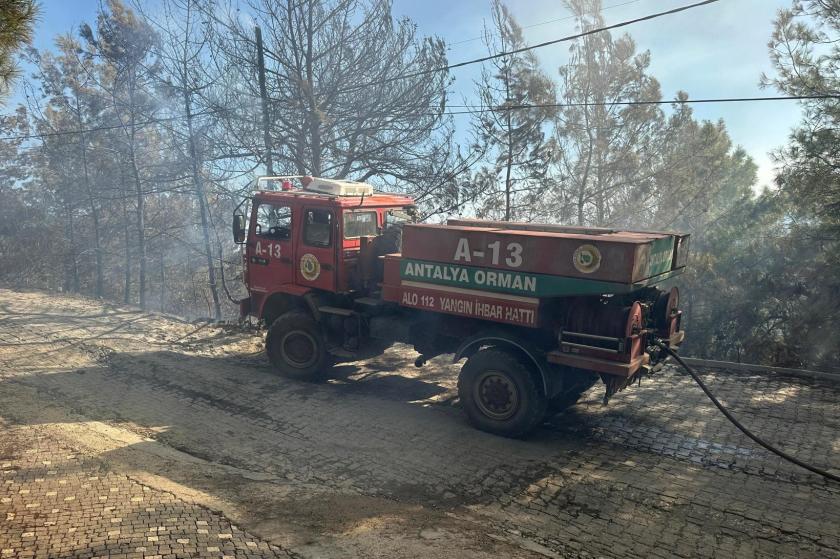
left=247, top=201, right=294, bottom=292
left=296, top=207, right=337, bottom=291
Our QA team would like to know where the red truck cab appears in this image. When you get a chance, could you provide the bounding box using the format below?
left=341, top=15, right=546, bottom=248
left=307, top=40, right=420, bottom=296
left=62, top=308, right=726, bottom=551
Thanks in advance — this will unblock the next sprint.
left=234, top=176, right=414, bottom=325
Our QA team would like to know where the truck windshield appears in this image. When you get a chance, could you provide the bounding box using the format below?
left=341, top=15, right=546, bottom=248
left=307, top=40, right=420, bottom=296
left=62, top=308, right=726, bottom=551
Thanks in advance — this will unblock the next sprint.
left=386, top=207, right=415, bottom=226
left=256, top=203, right=292, bottom=239
left=344, top=211, right=378, bottom=238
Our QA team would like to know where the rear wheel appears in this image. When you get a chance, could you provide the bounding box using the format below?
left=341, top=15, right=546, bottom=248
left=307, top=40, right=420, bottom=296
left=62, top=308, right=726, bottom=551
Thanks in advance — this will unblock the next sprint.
left=266, top=310, right=330, bottom=381
left=458, top=348, right=547, bottom=438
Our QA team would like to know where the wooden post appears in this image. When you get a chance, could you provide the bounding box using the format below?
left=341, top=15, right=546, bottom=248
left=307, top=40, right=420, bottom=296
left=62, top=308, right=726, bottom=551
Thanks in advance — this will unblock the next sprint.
left=255, top=26, right=274, bottom=175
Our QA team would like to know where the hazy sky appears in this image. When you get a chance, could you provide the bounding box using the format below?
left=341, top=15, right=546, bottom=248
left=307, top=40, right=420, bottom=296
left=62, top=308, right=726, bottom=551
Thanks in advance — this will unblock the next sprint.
left=19, top=0, right=799, bottom=190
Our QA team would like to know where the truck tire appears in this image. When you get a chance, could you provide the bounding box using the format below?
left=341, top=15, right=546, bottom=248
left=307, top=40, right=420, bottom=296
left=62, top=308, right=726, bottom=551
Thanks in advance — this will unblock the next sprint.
left=458, top=348, right=547, bottom=438
left=266, top=310, right=330, bottom=381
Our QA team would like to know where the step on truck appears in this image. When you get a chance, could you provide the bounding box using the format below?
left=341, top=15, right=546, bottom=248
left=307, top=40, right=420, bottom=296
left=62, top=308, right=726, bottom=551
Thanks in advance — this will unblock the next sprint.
left=233, top=176, right=688, bottom=437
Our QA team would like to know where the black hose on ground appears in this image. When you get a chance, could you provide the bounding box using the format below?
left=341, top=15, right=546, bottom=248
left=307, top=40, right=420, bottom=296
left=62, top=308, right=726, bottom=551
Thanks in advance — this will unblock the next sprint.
left=655, top=340, right=840, bottom=484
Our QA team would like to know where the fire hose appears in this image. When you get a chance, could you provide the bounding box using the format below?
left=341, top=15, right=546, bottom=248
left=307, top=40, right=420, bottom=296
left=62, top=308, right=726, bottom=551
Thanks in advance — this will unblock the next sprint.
left=654, top=340, right=840, bottom=484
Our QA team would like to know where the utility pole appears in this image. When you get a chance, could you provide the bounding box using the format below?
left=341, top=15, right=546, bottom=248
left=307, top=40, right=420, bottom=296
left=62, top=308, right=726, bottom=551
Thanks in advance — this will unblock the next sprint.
left=255, top=26, right=274, bottom=175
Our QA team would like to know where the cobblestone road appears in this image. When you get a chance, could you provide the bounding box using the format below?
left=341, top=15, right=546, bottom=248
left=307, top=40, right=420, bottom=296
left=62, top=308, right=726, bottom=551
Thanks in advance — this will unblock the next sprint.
left=1, top=289, right=838, bottom=558
left=1, top=423, right=290, bottom=559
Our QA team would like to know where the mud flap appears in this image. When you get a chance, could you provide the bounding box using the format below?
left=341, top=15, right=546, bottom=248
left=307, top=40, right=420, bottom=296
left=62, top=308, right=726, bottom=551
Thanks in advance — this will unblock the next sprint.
left=600, top=371, right=647, bottom=405
left=239, top=297, right=251, bottom=320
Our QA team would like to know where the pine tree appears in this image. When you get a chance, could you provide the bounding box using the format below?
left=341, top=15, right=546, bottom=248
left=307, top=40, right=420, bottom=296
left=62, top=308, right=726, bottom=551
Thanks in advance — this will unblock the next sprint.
left=472, top=0, right=557, bottom=222
left=0, top=0, right=38, bottom=98
left=80, top=0, right=161, bottom=309
left=203, top=0, right=459, bottom=194
left=553, top=0, right=663, bottom=226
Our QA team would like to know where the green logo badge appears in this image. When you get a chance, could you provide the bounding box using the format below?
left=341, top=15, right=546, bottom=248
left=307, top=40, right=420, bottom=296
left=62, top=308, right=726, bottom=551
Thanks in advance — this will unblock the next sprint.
left=300, top=253, right=321, bottom=281
left=573, top=244, right=602, bottom=274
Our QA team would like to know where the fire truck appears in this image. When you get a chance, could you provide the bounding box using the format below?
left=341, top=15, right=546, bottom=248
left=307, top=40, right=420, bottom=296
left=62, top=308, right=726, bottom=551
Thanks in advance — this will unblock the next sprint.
left=233, top=176, right=688, bottom=437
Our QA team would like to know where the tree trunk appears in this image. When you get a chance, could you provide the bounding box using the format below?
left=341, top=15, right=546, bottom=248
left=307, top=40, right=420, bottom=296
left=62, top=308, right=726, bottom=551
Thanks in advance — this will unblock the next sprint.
left=127, top=101, right=147, bottom=310
left=577, top=109, right=595, bottom=226
left=305, top=6, right=321, bottom=175
left=184, top=91, right=222, bottom=321
left=120, top=165, right=132, bottom=304
left=131, top=152, right=146, bottom=310
left=577, top=146, right=593, bottom=226
left=63, top=198, right=79, bottom=293
left=87, top=189, right=104, bottom=298
left=76, top=99, right=103, bottom=297
left=159, top=243, right=165, bottom=311
left=504, top=74, right=513, bottom=222
left=595, top=166, right=605, bottom=226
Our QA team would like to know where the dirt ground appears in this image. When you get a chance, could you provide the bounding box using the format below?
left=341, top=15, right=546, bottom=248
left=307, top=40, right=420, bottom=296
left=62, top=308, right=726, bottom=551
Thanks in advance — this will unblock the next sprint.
left=1, top=288, right=839, bottom=559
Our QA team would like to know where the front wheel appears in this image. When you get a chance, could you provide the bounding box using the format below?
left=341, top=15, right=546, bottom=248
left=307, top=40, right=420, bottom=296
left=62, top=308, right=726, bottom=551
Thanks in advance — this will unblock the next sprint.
left=458, top=348, right=547, bottom=438
left=266, top=310, right=330, bottom=381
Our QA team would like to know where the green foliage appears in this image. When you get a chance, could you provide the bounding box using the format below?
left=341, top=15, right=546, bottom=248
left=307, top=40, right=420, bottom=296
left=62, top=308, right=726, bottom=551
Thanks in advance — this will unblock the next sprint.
left=679, top=0, right=840, bottom=369
left=681, top=190, right=840, bottom=369
left=0, top=0, right=38, bottom=98
left=763, top=0, right=840, bottom=230
left=472, top=0, right=557, bottom=221
left=553, top=0, right=664, bottom=226
left=0, top=109, right=60, bottom=290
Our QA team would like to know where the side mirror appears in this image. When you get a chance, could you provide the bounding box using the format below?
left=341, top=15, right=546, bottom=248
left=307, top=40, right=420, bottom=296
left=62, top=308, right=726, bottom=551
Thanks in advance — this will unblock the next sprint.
left=232, top=213, right=247, bottom=244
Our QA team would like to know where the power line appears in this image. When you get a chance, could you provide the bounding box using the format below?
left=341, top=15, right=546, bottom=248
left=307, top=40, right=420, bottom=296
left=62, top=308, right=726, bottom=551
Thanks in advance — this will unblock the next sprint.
left=343, top=0, right=722, bottom=92
left=448, top=0, right=643, bottom=47
left=2, top=94, right=834, bottom=145
left=441, top=94, right=840, bottom=115
left=0, top=108, right=227, bottom=143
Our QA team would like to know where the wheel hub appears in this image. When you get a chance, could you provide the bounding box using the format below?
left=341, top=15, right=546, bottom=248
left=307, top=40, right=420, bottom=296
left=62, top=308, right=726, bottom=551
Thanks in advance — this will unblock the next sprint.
left=474, top=371, right=519, bottom=420
left=281, top=331, right=318, bottom=369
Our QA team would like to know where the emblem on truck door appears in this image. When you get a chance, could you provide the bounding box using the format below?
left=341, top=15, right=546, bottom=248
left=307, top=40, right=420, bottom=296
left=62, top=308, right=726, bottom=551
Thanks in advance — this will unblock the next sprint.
left=573, top=244, right=602, bottom=274
left=300, top=253, right=321, bottom=281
